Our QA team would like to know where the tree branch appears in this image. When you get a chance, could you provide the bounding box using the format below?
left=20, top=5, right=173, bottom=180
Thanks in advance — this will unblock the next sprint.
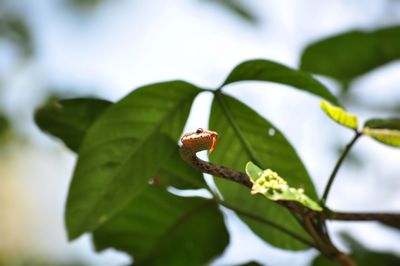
left=329, top=211, right=400, bottom=222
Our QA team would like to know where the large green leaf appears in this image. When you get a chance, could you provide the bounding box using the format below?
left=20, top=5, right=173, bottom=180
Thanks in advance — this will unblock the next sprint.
left=66, top=81, right=201, bottom=240
left=222, top=59, right=339, bottom=105
left=300, top=25, right=400, bottom=81
left=93, top=187, right=228, bottom=266
left=35, top=98, right=112, bottom=151
left=209, top=93, right=316, bottom=250
left=363, top=118, right=400, bottom=147
left=34, top=97, right=205, bottom=190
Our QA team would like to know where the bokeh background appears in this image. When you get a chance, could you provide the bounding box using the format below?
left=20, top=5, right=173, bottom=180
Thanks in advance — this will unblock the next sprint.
left=1, top=0, right=400, bottom=265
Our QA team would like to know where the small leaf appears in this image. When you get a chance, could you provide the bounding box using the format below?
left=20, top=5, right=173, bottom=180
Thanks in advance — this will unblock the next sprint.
left=246, top=162, right=322, bottom=212
left=363, top=128, right=400, bottom=147
left=222, top=59, right=339, bottom=105
left=66, top=81, right=201, bottom=240
left=0, top=115, right=9, bottom=137
left=320, top=100, right=358, bottom=129
left=93, top=187, right=229, bottom=266
left=202, top=0, right=258, bottom=24
left=0, top=17, right=33, bottom=57
left=0, top=114, right=11, bottom=145
left=35, top=98, right=112, bottom=152
left=245, top=161, right=263, bottom=183
left=363, top=118, right=400, bottom=147
left=365, top=118, right=400, bottom=130
left=301, top=25, right=400, bottom=81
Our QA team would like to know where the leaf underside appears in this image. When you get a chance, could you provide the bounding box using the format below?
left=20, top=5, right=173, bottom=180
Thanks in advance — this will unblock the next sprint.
left=93, top=187, right=229, bottom=266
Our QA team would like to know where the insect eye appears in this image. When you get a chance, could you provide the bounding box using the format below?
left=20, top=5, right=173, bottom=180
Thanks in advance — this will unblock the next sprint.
left=196, top=128, right=203, bottom=134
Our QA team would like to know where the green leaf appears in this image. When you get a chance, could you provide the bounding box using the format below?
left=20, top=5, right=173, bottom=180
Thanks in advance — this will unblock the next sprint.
left=93, top=187, right=229, bottom=266
left=363, top=128, right=400, bottom=147
left=320, top=100, right=358, bottom=130
left=381, top=221, right=400, bottom=231
left=363, top=118, right=400, bottom=147
left=156, top=143, right=207, bottom=190
left=0, top=17, right=33, bottom=57
left=235, top=262, right=264, bottom=266
left=0, top=114, right=11, bottom=145
left=66, top=81, right=201, bottom=240
left=68, top=0, right=106, bottom=9
left=246, top=162, right=322, bottom=211
left=34, top=96, right=204, bottom=190
left=209, top=92, right=316, bottom=250
left=364, top=118, right=400, bottom=130
left=202, top=0, right=258, bottom=24
left=0, top=114, right=9, bottom=136
left=222, top=59, right=339, bottom=105
left=35, top=98, right=112, bottom=152
left=300, top=25, right=400, bottom=81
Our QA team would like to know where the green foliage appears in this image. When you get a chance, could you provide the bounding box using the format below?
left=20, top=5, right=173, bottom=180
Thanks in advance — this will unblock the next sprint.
left=363, top=118, right=400, bottom=147
left=0, top=17, right=32, bottom=57
left=68, top=0, right=106, bottom=8
left=246, top=162, right=322, bottom=211
left=93, top=187, right=228, bottom=266
left=0, top=114, right=11, bottom=146
left=65, top=81, right=201, bottom=239
left=300, top=25, right=400, bottom=82
left=35, top=98, right=112, bottom=151
left=34, top=96, right=205, bottom=190
left=320, top=100, right=358, bottom=130
left=0, top=114, right=9, bottom=136
left=202, top=0, right=258, bottom=24
left=223, top=59, right=339, bottom=105
left=33, top=50, right=400, bottom=264
left=209, top=93, right=315, bottom=250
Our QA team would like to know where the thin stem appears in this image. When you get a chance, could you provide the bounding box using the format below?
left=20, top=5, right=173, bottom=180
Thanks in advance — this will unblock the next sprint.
left=214, top=91, right=263, bottom=167
left=329, top=211, right=400, bottom=222
left=321, top=131, right=361, bottom=204
left=217, top=199, right=316, bottom=248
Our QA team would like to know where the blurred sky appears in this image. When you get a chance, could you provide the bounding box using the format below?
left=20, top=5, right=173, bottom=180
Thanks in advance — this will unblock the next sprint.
left=1, top=0, right=400, bottom=265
